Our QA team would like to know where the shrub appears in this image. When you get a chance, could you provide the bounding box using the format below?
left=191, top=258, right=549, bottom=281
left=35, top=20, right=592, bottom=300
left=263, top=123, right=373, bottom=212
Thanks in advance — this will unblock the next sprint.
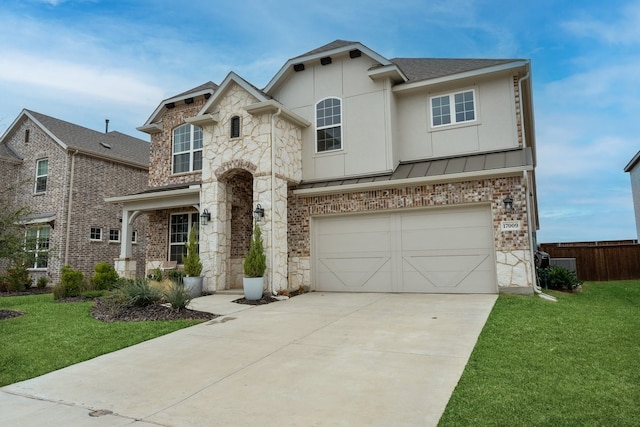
left=92, top=261, right=119, bottom=290
left=167, top=269, right=185, bottom=283
left=118, top=278, right=162, bottom=307
left=183, top=226, right=202, bottom=277
left=148, top=268, right=163, bottom=282
left=244, top=224, right=266, bottom=278
left=163, top=280, right=192, bottom=311
left=5, top=263, right=31, bottom=292
left=36, top=276, right=49, bottom=289
left=53, top=265, right=84, bottom=300
left=547, top=266, right=582, bottom=291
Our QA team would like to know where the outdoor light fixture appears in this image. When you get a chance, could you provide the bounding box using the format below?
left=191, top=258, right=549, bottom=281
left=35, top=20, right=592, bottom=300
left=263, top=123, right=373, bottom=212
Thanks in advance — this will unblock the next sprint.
left=253, top=204, right=265, bottom=222
left=503, top=196, right=514, bottom=213
left=200, top=208, right=211, bottom=225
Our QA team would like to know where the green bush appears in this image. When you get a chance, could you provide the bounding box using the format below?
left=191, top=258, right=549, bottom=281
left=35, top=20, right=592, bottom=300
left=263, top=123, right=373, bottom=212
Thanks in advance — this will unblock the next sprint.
left=36, top=276, right=49, bottom=289
left=117, top=278, right=162, bottom=307
left=547, top=265, right=582, bottom=291
left=53, top=265, right=84, bottom=300
left=183, top=226, right=202, bottom=277
left=167, top=269, right=185, bottom=283
left=148, top=268, right=163, bottom=281
left=244, top=224, right=266, bottom=278
left=163, top=280, right=192, bottom=311
left=92, top=261, right=119, bottom=290
left=5, top=263, right=31, bottom=292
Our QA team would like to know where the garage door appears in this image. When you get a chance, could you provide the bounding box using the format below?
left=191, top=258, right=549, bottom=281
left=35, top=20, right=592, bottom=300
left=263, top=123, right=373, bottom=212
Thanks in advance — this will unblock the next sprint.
left=313, top=206, right=496, bottom=293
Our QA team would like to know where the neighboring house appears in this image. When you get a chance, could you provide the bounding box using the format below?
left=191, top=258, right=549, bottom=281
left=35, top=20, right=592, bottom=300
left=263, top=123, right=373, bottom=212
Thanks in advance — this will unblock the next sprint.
left=0, top=110, right=149, bottom=284
left=108, top=40, right=539, bottom=295
left=624, top=151, right=640, bottom=239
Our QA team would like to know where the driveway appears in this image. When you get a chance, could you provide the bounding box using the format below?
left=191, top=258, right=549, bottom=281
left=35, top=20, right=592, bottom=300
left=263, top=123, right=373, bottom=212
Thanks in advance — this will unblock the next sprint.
left=0, top=292, right=496, bottom=426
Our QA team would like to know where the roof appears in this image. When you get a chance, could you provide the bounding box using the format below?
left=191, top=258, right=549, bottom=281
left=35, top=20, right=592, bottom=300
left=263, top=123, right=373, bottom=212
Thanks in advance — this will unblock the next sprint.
left=624, top=150, right=640, bottom=172
left=293, top=39, right=359, bottom=59
left=0, top=140, right=22, bottom=163
left=171, top=81, right=219, bottom=100
left=296, top=148, right=533, bottom=190
left=389, top=58, right=521, bottom=83
left=24, top=110, right=150, bottom=168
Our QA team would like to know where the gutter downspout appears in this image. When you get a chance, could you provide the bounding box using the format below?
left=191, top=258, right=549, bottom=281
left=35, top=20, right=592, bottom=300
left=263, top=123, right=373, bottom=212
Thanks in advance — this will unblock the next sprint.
left=64, top=150, right=78, bottom=265
left=519, top=72, right=556, bottom=302
left=270, top=109, right=282, bottom=295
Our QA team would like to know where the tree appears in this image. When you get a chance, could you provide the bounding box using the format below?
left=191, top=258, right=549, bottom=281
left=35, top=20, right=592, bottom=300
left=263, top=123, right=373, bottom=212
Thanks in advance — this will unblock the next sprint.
left=0, top=186, right=29, bottom=262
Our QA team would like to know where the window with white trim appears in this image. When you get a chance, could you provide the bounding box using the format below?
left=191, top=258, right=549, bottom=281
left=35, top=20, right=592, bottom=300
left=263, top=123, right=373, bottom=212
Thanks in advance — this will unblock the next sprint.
left=430, top=90, right=476, bottom=127
left=316, top=97, right=342, bottom=152
left=25, top=225, right=50, bottom=269
left=172, top=124, right=203, bottom=174
left=90, top=227, right=103, bottom=241
left=35, top=158, right=48, bottom=193
left=109, top=229, right=120, bottom=242
left=169, top=213, right=199, bottom=263
left=132, top=230, right=138, bottom=244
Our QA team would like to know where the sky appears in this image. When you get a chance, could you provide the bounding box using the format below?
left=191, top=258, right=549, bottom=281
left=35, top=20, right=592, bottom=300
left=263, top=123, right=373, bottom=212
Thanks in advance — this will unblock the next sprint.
left=0, top=0, right=638, bottom=244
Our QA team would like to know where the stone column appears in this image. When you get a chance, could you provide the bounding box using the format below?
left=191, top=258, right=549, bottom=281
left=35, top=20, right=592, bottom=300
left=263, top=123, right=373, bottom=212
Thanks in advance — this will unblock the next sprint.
left=201, top=180, right=227, bottom=292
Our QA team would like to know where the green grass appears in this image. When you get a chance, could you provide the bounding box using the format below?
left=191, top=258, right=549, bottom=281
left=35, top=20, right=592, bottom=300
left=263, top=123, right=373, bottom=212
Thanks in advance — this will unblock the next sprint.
left=0, top=294, right=203, bottom=387
left=439, top=281, right=640, bottom=426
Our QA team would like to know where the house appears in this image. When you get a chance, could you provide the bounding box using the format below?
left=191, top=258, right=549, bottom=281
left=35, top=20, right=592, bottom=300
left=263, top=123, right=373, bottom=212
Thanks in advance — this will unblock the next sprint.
left=108, top=40, right=539, bottom=294
left=0, top=110, right=150, bottom=284
left=624, top=151, right=640, bottom=239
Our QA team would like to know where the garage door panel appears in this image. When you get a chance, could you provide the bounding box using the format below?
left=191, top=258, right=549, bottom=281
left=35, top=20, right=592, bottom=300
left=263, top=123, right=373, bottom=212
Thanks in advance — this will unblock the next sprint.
left=314, top=207, right=496, bottom=293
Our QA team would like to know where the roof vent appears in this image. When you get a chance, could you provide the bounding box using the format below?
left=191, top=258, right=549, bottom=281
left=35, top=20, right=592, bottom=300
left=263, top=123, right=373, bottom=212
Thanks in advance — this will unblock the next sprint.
left=349, top=49, right=361, bottom=58
left=105, top=119, right=109, bottom=134
left=320, top=56, right=332, bottom=66
left=165, top=102, right=175, bottom=109
left=184, top=97, right=194, bottom=104
left=100, top=142, right=112, bottom=149
left=293, top=63, right=305, bottom=72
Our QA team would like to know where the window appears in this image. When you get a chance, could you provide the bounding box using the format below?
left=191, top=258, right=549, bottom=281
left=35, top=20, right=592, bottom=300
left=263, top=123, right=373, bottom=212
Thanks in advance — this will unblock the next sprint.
left=132, top=230, right=138, bottom=244
left=25, top=129, right=30, bottom=143
left=169, top=213, right=199, bottom=263
left=25, top=226, right=50, bottom=269
left=35, top=159, right=48, bottom=193
left=172, top=124, right=203, bottom=174
left=316, top=97, right=342, bottom=152
left=430, top=90, right=476, bottom=127
left=230, top=115, right=241, bottom=138
left=109, top=229, right=120, bottom=242
left=90, top=227, right=103, bottom=241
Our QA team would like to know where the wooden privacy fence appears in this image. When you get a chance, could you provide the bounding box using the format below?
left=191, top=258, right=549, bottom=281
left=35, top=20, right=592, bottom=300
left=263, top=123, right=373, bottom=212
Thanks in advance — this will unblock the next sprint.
left=538, top=240, right=640, bottom=282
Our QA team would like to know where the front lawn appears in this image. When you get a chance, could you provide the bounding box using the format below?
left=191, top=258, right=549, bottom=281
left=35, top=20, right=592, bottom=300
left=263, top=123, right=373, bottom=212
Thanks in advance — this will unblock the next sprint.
left=0, top=293, right=204, bottom=387
left=439, top=281, right=640, bottom=426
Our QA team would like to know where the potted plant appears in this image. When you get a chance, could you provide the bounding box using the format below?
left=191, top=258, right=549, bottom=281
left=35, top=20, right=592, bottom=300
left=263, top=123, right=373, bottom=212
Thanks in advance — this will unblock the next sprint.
left=243, top=223, right=266, bottom=300
left=182, top=225, right=203, bottom=297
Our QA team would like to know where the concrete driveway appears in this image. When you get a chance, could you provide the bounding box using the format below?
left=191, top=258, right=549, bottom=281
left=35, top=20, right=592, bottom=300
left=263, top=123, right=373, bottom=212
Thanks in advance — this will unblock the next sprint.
left=1, top=292, right=496, bottom=426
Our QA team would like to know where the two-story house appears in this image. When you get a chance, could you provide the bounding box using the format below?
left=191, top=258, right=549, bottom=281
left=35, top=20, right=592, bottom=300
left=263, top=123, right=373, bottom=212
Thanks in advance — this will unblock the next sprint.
left=0, top=110, right=149, bottom=284
left=109, top=40, right=539, bottom=295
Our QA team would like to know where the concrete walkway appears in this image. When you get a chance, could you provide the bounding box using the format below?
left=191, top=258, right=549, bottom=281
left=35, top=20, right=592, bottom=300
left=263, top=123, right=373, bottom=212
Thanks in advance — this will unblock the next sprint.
left=1, top=292, right=497, bottom=426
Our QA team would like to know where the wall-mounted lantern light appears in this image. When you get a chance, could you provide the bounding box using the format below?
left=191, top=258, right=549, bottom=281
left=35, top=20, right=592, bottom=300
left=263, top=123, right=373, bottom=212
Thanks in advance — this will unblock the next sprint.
left=254, top=204, right=265, bottom=222
left=200, top=208, right=211, bottom=225
left=503, top=196, right=514, bottom=213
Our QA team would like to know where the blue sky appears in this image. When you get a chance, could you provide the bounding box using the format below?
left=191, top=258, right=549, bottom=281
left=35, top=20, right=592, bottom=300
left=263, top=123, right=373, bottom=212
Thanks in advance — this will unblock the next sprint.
left=1, top=0, right=638, bottom=243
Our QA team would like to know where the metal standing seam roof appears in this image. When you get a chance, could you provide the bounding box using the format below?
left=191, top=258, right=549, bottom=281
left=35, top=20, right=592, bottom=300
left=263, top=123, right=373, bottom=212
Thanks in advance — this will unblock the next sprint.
left=26, top=110, right=150, bottom=168
left=296, top=148, right=533, bottom=190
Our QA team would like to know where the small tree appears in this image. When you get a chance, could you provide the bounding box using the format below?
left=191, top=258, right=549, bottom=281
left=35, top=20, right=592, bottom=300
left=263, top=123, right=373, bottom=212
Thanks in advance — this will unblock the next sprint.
left=244, top=224, right=266, bottom=278
left=183, top=225, right=202, bottom=277
left=92, top=261, right=119, bottom=290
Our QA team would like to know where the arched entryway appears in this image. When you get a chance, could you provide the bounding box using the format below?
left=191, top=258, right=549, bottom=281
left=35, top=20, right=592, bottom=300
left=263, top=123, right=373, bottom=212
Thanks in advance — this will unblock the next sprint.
left=220, top=169, right=253, bottom=289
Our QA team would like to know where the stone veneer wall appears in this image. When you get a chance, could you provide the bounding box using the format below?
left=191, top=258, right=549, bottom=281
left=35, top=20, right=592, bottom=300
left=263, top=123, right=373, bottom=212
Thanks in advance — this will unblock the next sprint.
left=287, top=175, right=534, bottom=292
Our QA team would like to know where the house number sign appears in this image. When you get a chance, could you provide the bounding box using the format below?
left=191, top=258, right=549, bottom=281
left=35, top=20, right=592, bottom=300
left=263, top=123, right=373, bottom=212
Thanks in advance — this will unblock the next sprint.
left=500, top=221, right=521, bottom=231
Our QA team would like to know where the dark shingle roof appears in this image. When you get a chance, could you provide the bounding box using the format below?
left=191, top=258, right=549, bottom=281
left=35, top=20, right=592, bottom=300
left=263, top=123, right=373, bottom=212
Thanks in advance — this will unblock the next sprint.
left=390, top=58, right=520, bottom=83
left=171, top=81, right=218, bottom=99
left=26, top=110, right=149, bottom=168
left=293, top=39, right=359, bottom=59
left=297, top=148, right=533, bottom=189
left=0, top=141, right=22, bottom=162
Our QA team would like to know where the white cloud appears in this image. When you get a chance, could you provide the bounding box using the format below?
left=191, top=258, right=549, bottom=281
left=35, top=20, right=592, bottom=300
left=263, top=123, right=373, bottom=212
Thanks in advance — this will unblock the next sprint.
left=562, top=1, right=640, bottom=45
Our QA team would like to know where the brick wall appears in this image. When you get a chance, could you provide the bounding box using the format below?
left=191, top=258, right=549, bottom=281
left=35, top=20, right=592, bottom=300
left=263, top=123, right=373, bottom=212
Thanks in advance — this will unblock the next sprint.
left=149, top=99, right=206, bottom=187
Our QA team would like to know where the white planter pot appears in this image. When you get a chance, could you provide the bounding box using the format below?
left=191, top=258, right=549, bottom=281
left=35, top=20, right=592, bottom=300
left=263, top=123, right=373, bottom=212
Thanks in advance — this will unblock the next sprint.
left=243, top=277, right=264, bottom=300
left=183, top=276, right=203, bottom=298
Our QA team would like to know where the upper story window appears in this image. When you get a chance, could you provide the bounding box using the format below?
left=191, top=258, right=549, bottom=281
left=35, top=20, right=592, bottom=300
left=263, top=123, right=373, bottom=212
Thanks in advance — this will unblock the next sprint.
left=430, top=90, right=476, bottom=128
left=230, top=116, right=241, bottom=138
left=25, top=225, right=50, bottom=269
left=172, top=124, right=203, bottom=174
left=109, top=229, right=120, bottom=242
left=90, top=227, right=103, bottom=241
left=35, top=158, right=48, bottom=193
left=316, top=97, right=342, bottom=153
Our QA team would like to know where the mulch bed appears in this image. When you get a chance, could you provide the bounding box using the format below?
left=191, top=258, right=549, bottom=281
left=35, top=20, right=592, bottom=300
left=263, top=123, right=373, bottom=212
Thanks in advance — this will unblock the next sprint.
left=91, top=298, right=218, bottom=323
left=0, top=309, right=25, bottom=320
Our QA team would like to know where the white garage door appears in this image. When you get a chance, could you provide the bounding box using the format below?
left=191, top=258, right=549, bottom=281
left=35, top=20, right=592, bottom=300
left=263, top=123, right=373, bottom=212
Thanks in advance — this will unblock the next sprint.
left=313, top=206, right=496, bottom=293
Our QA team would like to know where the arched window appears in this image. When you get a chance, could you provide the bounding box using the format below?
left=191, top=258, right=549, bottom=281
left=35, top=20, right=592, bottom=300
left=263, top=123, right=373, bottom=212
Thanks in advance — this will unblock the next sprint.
left=172, top=123, right=203, bottom=174
left=230, top=115, right=241, bottom=138
left=315, top=97, right=342, bottom=152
